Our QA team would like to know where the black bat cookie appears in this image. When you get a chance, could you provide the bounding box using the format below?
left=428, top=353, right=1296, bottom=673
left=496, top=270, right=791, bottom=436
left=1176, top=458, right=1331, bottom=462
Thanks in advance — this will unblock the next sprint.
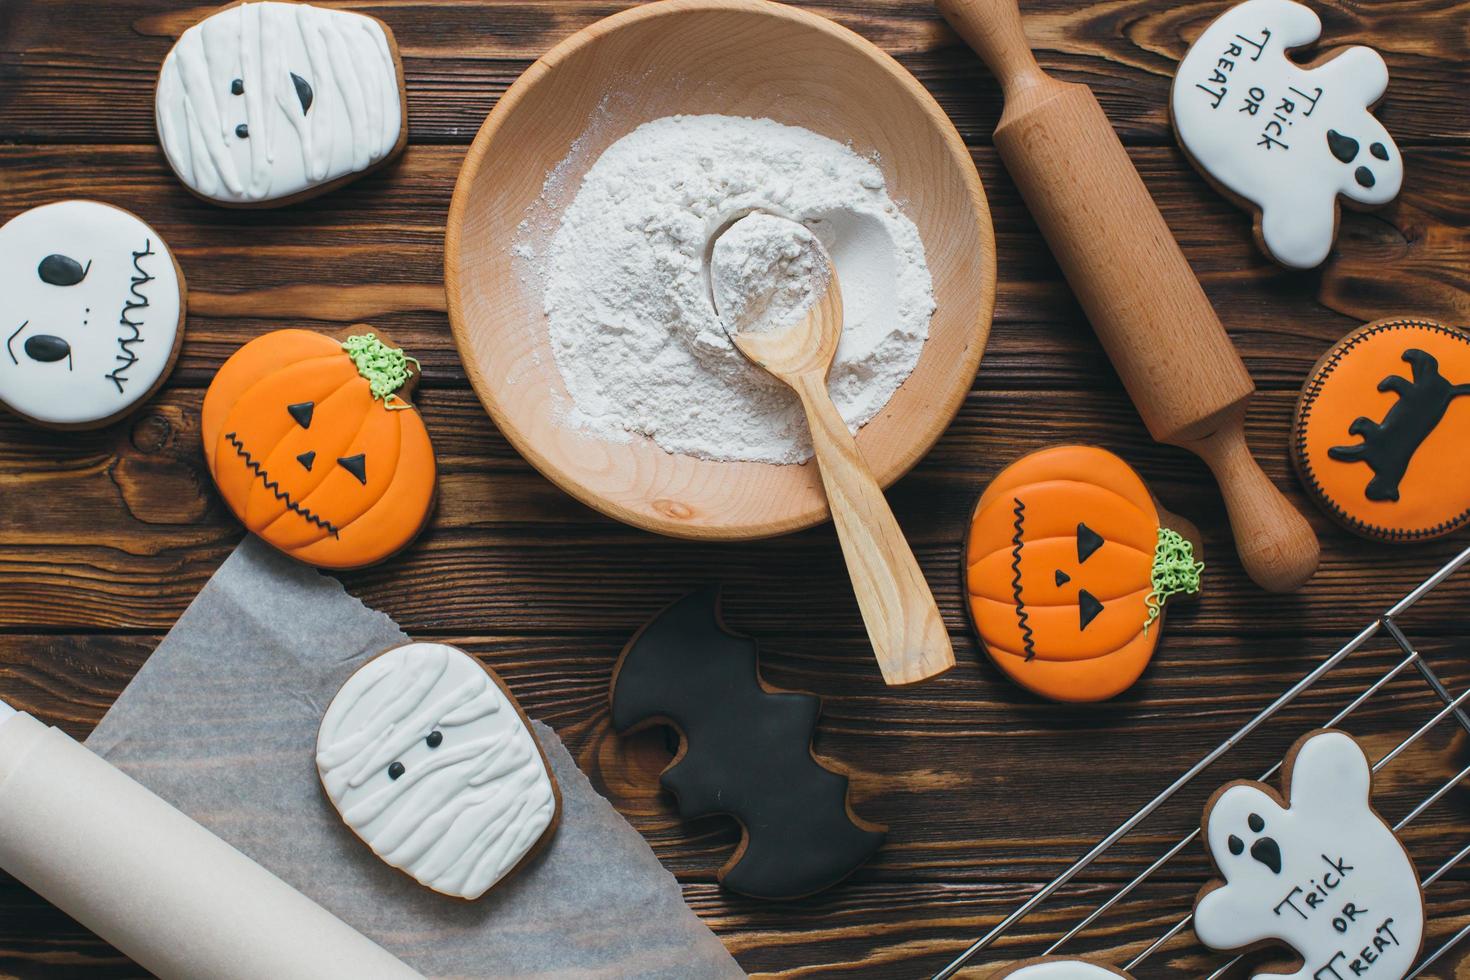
left=610, top=587, right=884, bottom=899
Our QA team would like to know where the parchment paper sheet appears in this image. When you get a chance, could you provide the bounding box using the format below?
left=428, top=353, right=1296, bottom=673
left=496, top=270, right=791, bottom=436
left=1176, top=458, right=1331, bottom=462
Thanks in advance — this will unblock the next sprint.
left=84, top=537, right=743, bottom=979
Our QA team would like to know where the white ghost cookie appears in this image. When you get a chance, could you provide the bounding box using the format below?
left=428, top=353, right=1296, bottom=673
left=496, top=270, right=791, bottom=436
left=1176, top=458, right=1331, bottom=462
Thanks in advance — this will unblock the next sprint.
left=316, top=642, right=560, bottom=900
left=991, top=957, right=1136, bottom=979
left=0, top=200, right=185, bottom=429
left=1195, top=730, right=1424, bottom=980
left=1171, top=0, right=1402, bottom=269
left=155, top=1, right=407, bottom=207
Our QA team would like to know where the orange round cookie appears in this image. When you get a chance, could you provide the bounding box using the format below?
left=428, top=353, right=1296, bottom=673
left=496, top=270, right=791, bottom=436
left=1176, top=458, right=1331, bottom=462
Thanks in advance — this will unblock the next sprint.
left=964, top=446, right=1203, bottom=703
left=201, top=328, right=436, bottom=569
left=1293, top=318, right=1470, bottom=542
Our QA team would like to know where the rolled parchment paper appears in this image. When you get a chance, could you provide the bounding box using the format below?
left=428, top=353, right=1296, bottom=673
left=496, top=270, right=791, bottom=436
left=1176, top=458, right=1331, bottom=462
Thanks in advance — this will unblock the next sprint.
left=0, top=706, right=421, bottom=980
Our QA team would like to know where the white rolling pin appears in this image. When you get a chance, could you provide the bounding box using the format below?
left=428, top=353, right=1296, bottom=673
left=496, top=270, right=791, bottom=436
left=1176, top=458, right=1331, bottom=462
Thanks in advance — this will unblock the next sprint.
left=0, top=702, right=420, bottom=980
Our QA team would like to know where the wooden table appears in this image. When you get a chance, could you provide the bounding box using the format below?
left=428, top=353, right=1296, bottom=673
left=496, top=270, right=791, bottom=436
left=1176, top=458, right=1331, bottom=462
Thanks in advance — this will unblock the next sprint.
left=2, top=1, right=1468, bottom=977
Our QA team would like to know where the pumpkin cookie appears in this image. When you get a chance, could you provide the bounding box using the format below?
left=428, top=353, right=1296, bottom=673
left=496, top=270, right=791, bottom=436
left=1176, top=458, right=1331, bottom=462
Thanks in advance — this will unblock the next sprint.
left=1293, top=318, right=1470, bottom=542
left=201, top=328, right=436, bottom=569
left=964, top=446, right=1204, bottom=703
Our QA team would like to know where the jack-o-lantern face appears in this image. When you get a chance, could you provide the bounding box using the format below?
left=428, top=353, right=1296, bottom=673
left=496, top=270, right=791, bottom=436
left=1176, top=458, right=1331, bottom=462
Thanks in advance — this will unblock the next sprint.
left=965, top=446, right=1202, bottom=702
left=201, top=328, right=435, bottom=569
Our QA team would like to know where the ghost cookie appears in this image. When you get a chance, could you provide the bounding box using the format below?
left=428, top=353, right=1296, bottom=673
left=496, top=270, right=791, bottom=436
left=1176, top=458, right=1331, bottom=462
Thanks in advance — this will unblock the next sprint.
left=990, top=957, right=1136, bottom=979
left=1195, top=729, right=1424, bottom=980
left=1293, top=318, right=1470, bottom=542
left=965, top=446, right=1204, bottom=703
left=317, top=642, right=560, bottom=899
left=155, top=1, right=407, bottom=207
left=201, top=328, right=436, bottom=569
left=0, top=200, right=185, bottom=429
left=1171, top=0, right=1402, bottom=269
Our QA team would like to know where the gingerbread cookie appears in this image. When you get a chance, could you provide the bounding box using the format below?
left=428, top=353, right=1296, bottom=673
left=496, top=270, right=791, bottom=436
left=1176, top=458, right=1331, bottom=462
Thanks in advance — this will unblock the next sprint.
left=156, top=1, right=407, bottom=207
left=991, top=958, right=1136, bottom=979
left=1194, top=729, right=1424, bottom=980
left=1171, top=0, right=1401, bottom=269
left=201, top=328, right=436, bottom=569
left=316, top=642, right=559, bottom=899
left=1293, top=318, right=1470, bottom=542
left=965, top=446, right=1204, bottom=703
left=0, top=201, right=185, bottom=429
left=610, top=588, right=884, bottom=900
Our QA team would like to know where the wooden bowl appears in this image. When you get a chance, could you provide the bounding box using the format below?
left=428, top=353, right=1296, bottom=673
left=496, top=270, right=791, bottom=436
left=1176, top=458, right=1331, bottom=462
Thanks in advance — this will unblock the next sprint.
left=445, top=0, right=995, bottom=540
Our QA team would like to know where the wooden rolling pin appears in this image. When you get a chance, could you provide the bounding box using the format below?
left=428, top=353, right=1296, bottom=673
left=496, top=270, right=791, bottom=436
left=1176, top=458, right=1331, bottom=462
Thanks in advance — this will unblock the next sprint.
left=936, top=0, right=1319, bottom=592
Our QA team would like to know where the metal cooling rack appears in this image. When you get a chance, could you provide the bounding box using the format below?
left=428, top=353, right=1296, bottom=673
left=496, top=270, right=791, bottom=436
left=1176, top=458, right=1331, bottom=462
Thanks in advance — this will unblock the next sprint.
left=935, top=542, right=1470, bottom=980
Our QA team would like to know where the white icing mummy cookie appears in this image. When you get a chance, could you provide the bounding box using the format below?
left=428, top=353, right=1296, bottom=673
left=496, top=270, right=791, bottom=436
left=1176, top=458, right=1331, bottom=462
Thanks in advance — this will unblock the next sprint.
left=1171, top=0, right=1402, bottom=269
left=991, top=958, right=1135, bottom=979
left=1195, top=730, right=1424, bottom=980
left=316, top=642, right=560, bottom=900
left=0, top=201, right=185, bottom=429
left=155, top=1, right=407, bottom=207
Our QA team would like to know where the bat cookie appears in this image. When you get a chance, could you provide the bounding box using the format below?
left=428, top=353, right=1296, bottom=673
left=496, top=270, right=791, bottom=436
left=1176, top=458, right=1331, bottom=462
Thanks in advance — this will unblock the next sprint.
left=1293, top=318, right=1470, bottom=542
left=0, top=200, right=185, bottom=429
left=965, top=446, right=1204, bottom=703
left=1171, top=0, right=1401, bottom=269
left=1194, top=729, right=1424, bottom=980
left=316, top=642, right=560, bottom=900
left=991, top=958, right=1136, bottom=979
left=610, top=588, right=884, bottom=900
left=201, top=328, right=436, bottom=569
left=156, top=1, right=408, bottom=207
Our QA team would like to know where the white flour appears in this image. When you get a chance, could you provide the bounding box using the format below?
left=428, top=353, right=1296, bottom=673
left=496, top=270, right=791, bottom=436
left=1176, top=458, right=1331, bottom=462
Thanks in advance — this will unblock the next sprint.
left=710, top=212, right=829, bottom=336
left=527, top=114, right=935, bottom=464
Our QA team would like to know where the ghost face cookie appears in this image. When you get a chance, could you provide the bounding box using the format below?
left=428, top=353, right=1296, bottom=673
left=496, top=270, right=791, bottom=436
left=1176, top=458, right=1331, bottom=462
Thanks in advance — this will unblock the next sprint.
left=965, top=446, right=1204, bottom=703
left=0, top=201, right=185, bottom=429
left=1293, top=319, right=1470, bottom=542
left=990, top=957, right=1136, bottom=979
left=1171, top=0, right=1401, bottom=269
left=156, top=1, right=407, bottom=207
left=316, top=642, right=560, bottom=900
left=201, top=328, right=436, bottom=569
left=1195, top=730, right=1424, bottom=980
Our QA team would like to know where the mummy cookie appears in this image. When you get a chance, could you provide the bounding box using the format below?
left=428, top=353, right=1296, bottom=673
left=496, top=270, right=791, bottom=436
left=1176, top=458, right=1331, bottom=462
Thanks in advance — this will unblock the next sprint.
left=156, top=1, right=407, bottom=206
left=316, top=642, right=559, bottom=900
left=965, top=446, right=1203, bottom=703
left=1293, top=318, right=1470, bottom=542
left=201, top=328, right=436, bottom=569
left=991, top=958, right=1136, bottom=980
left=1171, top=0, right=1402, bottom=269
left=0, top=201, right=184, bottom=429
left=1194, top=730, right=1424, bottom=980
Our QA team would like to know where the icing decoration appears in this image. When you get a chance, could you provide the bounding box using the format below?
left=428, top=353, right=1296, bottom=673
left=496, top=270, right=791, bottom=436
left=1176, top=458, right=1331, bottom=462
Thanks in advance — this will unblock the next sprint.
left=317, top=642, right=558, bottom=899
left=1194, top=729, right=1424, bottom=979
left=0, top=201, right=184, bottom=428
left=610, top=588, right=885, bottom=899
left=200, top=328, right=437, bottom=569
left=155, top=1, right=406, bottom=206
left=1293, top=318, right=1470, bottom=541
left=991, top=958, right=1136, bottom=979
left=965, top=446, right=1203, bottom=703
left=1170, top=0, right=1402, bottom=269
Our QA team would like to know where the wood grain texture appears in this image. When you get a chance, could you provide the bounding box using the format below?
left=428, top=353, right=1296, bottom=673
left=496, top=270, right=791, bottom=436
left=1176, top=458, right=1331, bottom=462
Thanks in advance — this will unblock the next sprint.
left=1, top=0, right=1468, bottom=977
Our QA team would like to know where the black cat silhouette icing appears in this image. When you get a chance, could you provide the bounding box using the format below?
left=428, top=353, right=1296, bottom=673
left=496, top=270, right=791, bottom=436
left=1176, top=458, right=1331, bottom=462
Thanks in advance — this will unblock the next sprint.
left=610, top=588, right=884, bottom=899
left=1328, top=348, right=1470, bottom=502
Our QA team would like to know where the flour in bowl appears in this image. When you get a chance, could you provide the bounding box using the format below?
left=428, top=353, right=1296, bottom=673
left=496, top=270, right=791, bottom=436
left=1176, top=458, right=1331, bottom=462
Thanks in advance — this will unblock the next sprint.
left=529, top=114, right=935, bottom=464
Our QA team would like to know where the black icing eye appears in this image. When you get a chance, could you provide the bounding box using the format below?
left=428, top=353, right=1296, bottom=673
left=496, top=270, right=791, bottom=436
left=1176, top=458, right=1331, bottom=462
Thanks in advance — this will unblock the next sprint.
left=231, top=78, right=244, bottom=95
left=296, top=450, right=316, bottom=472
left=1355, top=167, right=1376, bottom=189
left=1054, top=569, right=1071, bottom=587
left=1370, top=142, right=1389, bottom=161
left=387, top=761, right=405, bottom=780
left=38, top=254, right=90, bottom=286
left=426, top=731, right=443, bottom=749
left=1228, top=834, right=1245, bottom=856
left=1077, top=522, right=1104, bottom=563
left=1078, top=588, right=1103, bottom=631
left=1326, top=129, right=1359, bottom=164
left=287, top=401, right=314, bottom=429
left=338, top=453, right=367, bottom=484
left=24, top=334, right=71, bottom=363
left=236, top=123, right=250, bottom=139
left=290, top=72, right=314, bottom=114
left=1248, top=813, right=1265, bottom=832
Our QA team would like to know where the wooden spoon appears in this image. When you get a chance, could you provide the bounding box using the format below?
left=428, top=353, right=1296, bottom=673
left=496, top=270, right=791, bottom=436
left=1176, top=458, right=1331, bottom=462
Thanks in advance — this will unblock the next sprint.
left=717, top=239, right=954, bottom=686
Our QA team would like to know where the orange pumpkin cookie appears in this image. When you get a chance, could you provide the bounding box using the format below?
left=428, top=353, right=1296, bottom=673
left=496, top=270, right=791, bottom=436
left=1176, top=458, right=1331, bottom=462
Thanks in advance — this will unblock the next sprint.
left=964, top=446, right=1204, bottom=703
left=1293, top=318, right=1470, bottom=542
left=202, top=328, right=435, bottom=569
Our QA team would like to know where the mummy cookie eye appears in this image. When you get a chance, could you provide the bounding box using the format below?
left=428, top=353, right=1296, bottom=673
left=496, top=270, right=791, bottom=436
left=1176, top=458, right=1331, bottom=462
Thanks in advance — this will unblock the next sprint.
left=287, top=401, right=314, bottom=428
left=230, top=77, right=244, bottom=96
left=338, top=453, right=367, bottom=484
left=37, top=254, right=90, bottom=286
left=387, top=761, right=405, bottom=780
left=235, top=124, right=249, bottom=140
left=290, top=72, right=313, bottom=114
left=426, top=730, right=443, bottom=748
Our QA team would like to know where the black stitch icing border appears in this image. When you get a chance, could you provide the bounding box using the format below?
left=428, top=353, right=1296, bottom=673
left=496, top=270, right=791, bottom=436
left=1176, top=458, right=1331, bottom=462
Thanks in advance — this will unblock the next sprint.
left=1295, top=318, right=1470, bottom=541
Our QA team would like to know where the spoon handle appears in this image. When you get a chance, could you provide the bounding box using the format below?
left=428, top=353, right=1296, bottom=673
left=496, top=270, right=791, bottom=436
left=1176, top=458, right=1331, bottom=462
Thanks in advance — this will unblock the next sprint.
left=793, top=373, right=955, bottom=686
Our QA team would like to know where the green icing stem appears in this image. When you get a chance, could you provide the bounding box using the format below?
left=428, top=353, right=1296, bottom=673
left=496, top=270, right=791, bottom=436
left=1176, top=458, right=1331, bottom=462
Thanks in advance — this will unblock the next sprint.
left=1144, top=526, right=1204, bottom=634
left=342, top=333, right=420, bottom=410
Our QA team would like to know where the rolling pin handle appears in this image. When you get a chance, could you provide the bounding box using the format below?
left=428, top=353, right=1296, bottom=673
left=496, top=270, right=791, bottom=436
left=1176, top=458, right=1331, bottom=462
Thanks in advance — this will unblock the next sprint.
left=935, top=0, right=1047, bottom=99
left=1186, top=421, right=1320, bottom=593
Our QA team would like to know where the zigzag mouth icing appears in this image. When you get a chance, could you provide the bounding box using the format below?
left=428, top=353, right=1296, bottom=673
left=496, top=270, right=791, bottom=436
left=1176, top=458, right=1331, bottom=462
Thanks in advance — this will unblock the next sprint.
left=1010, top=496, right=1036, bottom=662
left=226, top=431, right=340, bottom=537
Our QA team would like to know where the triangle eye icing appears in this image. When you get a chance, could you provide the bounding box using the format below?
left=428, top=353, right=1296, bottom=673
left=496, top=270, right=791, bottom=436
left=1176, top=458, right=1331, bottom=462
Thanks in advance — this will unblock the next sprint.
left=337, top=453, right=367, bottom=484
left=296, top=450, right=316, bottom=472
left=287, top=401, right=314, bottom=429
left=1054, top=569, right=1071, bottom=587
left=1077, top=522, right=1104, bottom=564
left=1078, top=589, right=1104, bottom=630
